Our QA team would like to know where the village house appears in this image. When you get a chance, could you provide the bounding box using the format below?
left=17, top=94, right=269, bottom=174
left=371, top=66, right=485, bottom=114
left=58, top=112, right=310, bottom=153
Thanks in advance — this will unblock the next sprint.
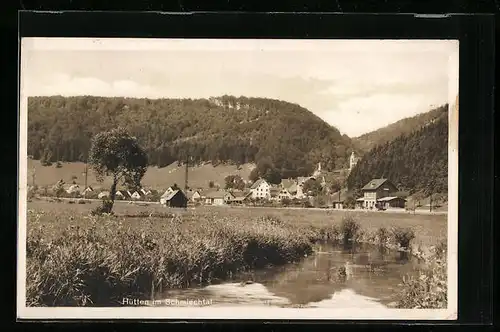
left=204, top=190, right=235, bottom=206
left=115, top=190, right=132, bottom=200
left=228, top=190, right=251, bottom=205
left=82, top=186, right=94, bottom=196
left=296, top=176, right=315, bottom=199
left=331, top=189, right=349, bottom=209
left=186, top=189, right=203, bottom=203
left=250, top=178, right=271, bottom=200
left=279, top=179, right=298, bottom=200
left=130, top=191, right=142, bottom=200
left=66, top=184, right=80, bottom=195
left=358, top=178, right=405, bottom=209
left=269, top=186, right=281, bottom=201
left=140, top=188, right=152, bottom=196
left=161, top=189, right=188, bottom=208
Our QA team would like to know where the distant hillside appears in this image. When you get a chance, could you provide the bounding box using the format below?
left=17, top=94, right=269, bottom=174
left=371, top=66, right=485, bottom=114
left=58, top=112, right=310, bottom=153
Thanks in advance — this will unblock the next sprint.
left=28, top=95, right=356, bottom=180
left=27, top=159, right=254, bottom=191
left=346, top=108, right=448, bottom=196
left=353, top=104, right=449, bottom=152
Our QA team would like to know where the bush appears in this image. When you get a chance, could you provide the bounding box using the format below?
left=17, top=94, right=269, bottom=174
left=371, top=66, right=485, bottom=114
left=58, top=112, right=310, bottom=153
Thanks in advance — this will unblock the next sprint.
left=340, top=215, right=360, bottom=243
left=376, top=227, right=389, bottom=246
left=397, top=248, right=447, bottom=308
left=392, top=227, right=415, bottom=250
left=90, top=199, right=114, bottom=216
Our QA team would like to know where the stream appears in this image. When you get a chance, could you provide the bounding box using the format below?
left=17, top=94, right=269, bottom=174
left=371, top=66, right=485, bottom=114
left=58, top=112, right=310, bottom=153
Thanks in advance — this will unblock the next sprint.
left=155, top=242, right=423, bottom=308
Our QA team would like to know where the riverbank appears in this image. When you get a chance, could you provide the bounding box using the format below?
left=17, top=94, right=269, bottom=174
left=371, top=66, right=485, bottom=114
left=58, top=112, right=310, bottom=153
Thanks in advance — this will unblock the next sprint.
left=25, top=206, right=447, bottom=308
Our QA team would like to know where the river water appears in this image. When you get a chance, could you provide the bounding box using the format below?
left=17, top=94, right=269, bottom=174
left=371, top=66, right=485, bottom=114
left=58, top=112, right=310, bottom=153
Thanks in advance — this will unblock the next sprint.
left=155, top=243, right=423, bottom=309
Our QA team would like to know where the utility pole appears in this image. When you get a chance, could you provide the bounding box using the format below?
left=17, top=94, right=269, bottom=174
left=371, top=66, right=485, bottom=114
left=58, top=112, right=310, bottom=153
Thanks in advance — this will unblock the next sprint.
left=84, top=162, right=88, bottom=189
left=429, top=193, right=432, bottom=213
left=184, top=154, right=189, bottom=193
left=31, top=166, right=36, bottom=187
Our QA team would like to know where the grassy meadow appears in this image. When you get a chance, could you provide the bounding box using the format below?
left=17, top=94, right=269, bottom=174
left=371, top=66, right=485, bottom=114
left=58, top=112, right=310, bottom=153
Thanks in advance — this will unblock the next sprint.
left=27, top=159, right=255, bottom=191
left=25, top=199, right=448, bottom=308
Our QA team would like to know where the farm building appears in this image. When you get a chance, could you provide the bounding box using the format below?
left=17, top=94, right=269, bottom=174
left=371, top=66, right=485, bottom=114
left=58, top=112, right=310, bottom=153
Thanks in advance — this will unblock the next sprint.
left=376, top=196, right=407, bottom=209
left=250, top=178, right=271, bottom=200
left=161, top=189, right=188, bottom=208
left=331, top=189, right=349, bottom=209
left=204, top=190, right=235, bottom=205
left=228, top=190, right=251, bottom=204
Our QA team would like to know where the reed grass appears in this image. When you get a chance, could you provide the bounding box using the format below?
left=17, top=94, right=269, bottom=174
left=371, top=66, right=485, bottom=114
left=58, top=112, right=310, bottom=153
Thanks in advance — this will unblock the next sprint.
left=25, top=207, right=447, bottom=309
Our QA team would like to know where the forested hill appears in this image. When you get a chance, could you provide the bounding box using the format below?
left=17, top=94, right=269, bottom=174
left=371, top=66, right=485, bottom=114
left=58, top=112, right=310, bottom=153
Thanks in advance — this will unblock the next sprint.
left=353, top=104, right=449, bottom=152
left=28, top=95, right=355, bottom=179
left=346, top=108, right=448, bottom=196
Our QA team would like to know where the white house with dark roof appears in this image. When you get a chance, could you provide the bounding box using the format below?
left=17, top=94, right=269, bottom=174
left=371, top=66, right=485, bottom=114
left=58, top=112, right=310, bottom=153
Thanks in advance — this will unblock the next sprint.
left=250, top=178, right=271, bottom=200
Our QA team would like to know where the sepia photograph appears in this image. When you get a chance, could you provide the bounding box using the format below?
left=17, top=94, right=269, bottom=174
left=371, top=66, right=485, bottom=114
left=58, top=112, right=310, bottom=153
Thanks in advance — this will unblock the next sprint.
left=18, top=38, right=458, bottom=320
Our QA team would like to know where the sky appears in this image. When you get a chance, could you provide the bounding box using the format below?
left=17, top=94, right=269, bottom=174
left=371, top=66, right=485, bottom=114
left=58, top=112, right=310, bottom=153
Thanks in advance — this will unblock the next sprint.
left=21, top=38, right=459, bottom=137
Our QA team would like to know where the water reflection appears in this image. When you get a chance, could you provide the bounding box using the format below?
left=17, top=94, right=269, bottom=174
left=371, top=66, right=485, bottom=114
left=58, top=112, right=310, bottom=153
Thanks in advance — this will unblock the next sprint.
left=158, top=242, right=421, bottom=308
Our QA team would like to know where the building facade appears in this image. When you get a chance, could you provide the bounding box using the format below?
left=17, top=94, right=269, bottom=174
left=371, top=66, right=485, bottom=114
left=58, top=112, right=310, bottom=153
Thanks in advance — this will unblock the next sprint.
left=250, top=179, right=271, bottom=200
left=360, top=178, right=398, bottom=209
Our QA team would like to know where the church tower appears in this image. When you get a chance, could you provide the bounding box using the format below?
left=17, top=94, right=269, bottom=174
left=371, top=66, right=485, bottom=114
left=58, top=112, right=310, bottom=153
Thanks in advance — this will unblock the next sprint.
left=349, top=152, right=358, bottom=172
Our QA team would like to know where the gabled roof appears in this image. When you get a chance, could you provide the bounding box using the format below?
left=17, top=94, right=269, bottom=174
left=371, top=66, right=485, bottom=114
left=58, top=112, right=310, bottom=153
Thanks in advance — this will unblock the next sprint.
left=204, top=190, right=233, bottom=199
left=377, top=196, right=406, bottom=202
left=186, top=190, right=201, bottom=199
left=250, top=178, right=268, bottom=189
left=280, top=179, right=295, bottom=189
left=162, top=189, right=183, bottom=201
left=361, top=178, right=391, bottom=191
left=230, top=190, right=251, bottom=199
left=281, top=183, right=298, bottom=194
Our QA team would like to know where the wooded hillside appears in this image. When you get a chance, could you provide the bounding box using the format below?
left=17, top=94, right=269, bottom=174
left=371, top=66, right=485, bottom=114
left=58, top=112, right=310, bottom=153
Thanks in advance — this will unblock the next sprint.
left=28, top=95, right=355, bottom=180
left=346, top=108, right=448, bottom=196
left=353, top=104, right=448, bottom=152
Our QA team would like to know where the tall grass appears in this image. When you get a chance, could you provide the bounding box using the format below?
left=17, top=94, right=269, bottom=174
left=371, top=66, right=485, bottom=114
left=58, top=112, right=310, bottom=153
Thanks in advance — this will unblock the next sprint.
left=26, top=212, right=312, bottom=306
left=396, top=245, right=447, bottom=309
left=26, top=207, right=447, bottom=309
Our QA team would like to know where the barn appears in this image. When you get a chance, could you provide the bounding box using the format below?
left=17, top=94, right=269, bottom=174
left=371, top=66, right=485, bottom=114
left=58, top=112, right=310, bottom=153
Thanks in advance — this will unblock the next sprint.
left=161, top=189, right=188, bottom=208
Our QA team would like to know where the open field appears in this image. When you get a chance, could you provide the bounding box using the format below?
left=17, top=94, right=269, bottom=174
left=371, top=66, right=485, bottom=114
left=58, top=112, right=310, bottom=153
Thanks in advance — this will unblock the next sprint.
left=27, top=159, right=255, bottom=191
left=27, top=199, right=447, bottom=249
left=25, top=199, right=447, bottom=308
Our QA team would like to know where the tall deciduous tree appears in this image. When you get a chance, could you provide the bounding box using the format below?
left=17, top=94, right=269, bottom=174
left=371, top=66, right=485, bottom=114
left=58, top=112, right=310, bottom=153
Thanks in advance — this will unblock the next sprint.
left=88, top=127, right=148, bottom=212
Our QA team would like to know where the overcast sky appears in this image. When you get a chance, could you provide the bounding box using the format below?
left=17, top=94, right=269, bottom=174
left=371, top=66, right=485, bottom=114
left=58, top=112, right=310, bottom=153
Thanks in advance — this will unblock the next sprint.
left=21, top=38, right=459, bottom=137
